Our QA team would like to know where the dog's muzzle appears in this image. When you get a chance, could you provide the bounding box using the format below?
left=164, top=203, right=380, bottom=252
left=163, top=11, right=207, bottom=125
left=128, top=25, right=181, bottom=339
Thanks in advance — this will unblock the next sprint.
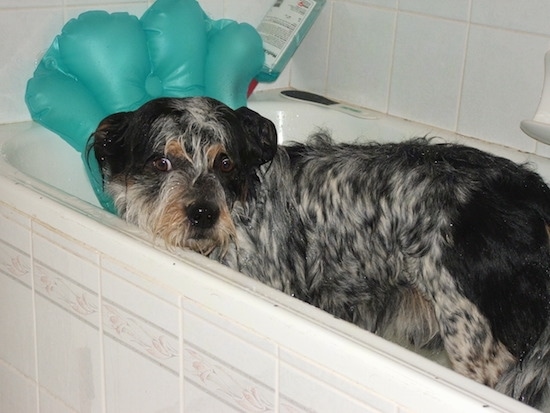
left=186, top=202, right=220, bottom=229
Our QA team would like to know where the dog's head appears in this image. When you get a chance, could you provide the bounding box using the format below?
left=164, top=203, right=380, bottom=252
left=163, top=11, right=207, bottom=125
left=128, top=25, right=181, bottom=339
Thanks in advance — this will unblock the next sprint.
left=90, top=96, right=278, bottom=254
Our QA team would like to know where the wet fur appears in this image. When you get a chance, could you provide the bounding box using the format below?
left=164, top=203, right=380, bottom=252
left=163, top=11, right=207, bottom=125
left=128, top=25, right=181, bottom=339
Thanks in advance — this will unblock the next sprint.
left=91, top=97, right=550, bottom=409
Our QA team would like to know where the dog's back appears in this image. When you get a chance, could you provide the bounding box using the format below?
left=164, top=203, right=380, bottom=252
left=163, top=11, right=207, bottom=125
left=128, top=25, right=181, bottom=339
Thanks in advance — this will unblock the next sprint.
left=271, top=135, right=550, bottom=407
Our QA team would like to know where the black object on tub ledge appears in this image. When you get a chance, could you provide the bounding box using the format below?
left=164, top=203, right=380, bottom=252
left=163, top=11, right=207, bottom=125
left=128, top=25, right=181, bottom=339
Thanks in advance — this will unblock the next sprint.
left=280, top=89, right=377, bottom=119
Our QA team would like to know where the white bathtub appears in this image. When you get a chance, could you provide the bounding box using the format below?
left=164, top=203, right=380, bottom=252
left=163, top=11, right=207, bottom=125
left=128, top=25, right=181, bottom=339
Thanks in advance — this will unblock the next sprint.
left=0, top=89, right=543, bottom=412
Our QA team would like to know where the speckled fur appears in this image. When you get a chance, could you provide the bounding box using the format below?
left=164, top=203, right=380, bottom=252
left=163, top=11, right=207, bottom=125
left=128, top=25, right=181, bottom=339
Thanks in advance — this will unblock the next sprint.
left=91, top=97, right=550, bottom=409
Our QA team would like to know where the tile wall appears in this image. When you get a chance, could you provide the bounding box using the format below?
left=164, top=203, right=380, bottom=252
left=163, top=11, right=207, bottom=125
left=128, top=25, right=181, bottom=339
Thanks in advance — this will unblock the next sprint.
left=290, top=0, right=550, bottom=157
left=0, top=200, right=284, bottom=412
left=2, top=1, right=550, bottom=155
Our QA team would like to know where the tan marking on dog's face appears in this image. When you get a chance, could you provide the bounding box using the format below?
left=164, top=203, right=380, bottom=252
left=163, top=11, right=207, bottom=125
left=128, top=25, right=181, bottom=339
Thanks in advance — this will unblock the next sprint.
left=217, top=204, right=237, bottom=247
left=165, top=140, right=192, bottom=163
left=206, top=143, right=227, bottom=169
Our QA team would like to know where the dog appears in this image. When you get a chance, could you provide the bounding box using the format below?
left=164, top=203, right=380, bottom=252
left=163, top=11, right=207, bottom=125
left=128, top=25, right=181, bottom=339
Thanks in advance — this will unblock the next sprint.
left=90, top=96, right=550, bottom=409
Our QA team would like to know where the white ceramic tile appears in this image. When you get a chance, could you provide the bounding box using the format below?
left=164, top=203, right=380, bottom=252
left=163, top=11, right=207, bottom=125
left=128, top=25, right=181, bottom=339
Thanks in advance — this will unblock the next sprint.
left=290, top=2, right=331, bottom=95
left=32, top=224, right=99, bottom=293
left=1, top=0, right=62, bottom=7
left=0, top=361, right=37, bottom=413
left=182, top=343, right=276, bottom=412
left=35, top=261, right=100, bottom=327
left=198, top=0, right=224, bottom=19
left=0, top=272, right=36, bottom=379
left=398, top=0, right=470, bottom=21
left=471, top=0, right=550, bottom=37
left=183, top=307, right=277, bottom=381
left=100, top=256, right=180, bottom=306
left=103, top=335, right=180, bottom=413
left=0, top=241, right=31, bottom=286
left=0, top=205, right=32, bottom=287
left=40, top=388, right=80, bottom=413
left=100, top=268, right=179, bottom=373
left=280, top=349, right=396, bottom=413
left=458, top=26, right=548, bottom=151
left=0, top=9, right=64, bottom=124
left=35, top=294, right=103, bottom=413
left=183, top=297, right=277, bottom=354
left=33, top=221, right=98, bottom=262
left=225, top=0, right=273, bottom=27
left=326, top=2, right=396, bottom=112
left=182, top=310, right=277, bottom=411
left=102, top=300, right=179, bottom=370
left=535, top=140, right=550, bottom=159
left=184, top=383, right=242, bottom=413
left=389, top=12, right=468, bottom=131
left=31, top=224, right=101, bottom=411
left=351, top=0, right=398, bottom=9
left=279, top=361, right=382, bottom=413
left=0, top=203, right=30, bottom=253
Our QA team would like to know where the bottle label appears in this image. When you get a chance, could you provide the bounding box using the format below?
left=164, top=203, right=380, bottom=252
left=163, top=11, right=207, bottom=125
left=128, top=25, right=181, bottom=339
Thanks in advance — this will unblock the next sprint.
left=257, top=0, right=316, bottom=70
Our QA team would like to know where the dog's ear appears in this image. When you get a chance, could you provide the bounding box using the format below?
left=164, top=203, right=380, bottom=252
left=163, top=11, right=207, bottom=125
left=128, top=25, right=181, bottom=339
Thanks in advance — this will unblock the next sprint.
left=235, top=106, right=278, bottom=166
left=91, top=111, right=131, bottom=173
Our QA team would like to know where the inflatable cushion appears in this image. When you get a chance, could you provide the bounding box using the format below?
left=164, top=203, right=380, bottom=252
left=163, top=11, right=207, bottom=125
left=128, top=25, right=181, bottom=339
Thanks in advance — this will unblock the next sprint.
left=25, top=0, right=264, bottom=212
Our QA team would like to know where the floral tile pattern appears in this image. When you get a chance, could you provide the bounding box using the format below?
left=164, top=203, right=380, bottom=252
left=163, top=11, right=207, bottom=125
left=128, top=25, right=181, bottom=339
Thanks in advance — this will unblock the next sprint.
left=102, top=300, right=179, bottom=374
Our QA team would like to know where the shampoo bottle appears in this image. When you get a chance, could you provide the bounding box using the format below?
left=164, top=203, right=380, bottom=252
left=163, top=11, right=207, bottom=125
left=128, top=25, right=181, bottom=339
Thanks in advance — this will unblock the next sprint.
left=255, top=0, right=326, bottom=82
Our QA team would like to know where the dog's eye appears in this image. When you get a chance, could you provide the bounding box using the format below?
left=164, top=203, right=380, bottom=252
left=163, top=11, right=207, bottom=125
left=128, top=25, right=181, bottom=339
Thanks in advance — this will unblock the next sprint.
left=152, top=157, right=172, bottom=172
left=216, top=153, right=235, bottom=173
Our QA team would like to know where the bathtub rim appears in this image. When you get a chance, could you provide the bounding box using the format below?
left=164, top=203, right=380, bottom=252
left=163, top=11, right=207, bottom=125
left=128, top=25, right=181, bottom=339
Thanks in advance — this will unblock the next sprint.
left=6, top=90, right=550, bottom=209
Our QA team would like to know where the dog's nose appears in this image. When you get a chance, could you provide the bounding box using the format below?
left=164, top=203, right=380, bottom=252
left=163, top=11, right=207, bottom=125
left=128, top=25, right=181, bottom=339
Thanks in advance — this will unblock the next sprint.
left=186, top=202, right=220, bottom=229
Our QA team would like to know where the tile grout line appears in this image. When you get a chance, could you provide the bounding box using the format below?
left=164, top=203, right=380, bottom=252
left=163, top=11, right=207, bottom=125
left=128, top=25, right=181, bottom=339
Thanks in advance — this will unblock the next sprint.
left=98, top=253, right=107, bottom=413
left=275, top=344, right=281, bottom=413
left=322, top=0, right=335, bottom=96
left=454, top=0, right=474, bottom=134
left=30, top=219, right=40, bottom=413
left=179, top=295, right=185, bottom=413
left=385, top=5, right=400, bottom=115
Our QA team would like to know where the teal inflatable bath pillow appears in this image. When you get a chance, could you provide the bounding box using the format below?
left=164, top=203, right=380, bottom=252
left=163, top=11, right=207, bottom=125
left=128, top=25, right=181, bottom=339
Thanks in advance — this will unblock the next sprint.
left=25, top=0, right=264, bottom=213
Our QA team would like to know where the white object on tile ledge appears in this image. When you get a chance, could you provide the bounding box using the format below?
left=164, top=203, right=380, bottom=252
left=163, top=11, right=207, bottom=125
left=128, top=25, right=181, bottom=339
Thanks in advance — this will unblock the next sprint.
left=521, top=50, right=550, bottom=145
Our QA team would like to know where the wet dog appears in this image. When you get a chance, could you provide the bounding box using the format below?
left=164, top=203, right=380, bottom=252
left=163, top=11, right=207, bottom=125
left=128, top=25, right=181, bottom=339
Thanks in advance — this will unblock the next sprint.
left=91, top=96, right=550, bottom=408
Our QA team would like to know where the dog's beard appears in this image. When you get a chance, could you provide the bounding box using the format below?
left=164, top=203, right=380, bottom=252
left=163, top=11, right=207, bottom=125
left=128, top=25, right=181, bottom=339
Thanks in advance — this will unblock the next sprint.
left=162, top=207, right=236, bottom=256
left=108, top=179, right=237, bottom=256
left=184, top=226, right=235, bottom=256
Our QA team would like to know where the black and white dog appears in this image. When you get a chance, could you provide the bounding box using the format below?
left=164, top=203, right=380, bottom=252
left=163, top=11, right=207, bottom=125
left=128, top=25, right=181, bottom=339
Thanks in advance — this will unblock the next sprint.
left=91, top=96, right=550, bottom=409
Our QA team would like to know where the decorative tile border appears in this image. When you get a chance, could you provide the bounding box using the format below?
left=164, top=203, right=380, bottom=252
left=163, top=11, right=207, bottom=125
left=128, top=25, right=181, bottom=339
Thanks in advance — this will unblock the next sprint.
left=183, top=342, right=277, bottom=412
left=102, top=299, right=179, bottom=374
left=182, top=341, right=315, bottom=413
left=0, top=241, right=31, bottom=287
left=34, top=262, right=98, bottom=319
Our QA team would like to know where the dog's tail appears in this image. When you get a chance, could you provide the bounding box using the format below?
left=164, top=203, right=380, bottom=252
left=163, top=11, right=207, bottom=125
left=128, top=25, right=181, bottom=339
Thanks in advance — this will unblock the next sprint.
left=496, top=315, right=550, bottom=407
